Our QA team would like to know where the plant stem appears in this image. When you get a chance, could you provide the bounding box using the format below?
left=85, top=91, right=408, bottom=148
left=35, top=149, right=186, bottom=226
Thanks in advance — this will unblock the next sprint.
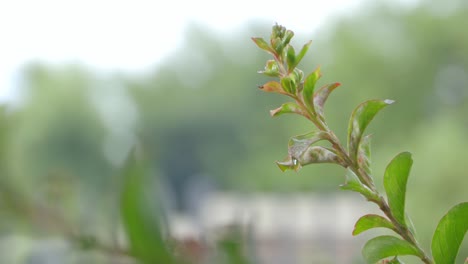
left=275, top=50, right=433, bottom=263
left=320, top=122, right=434, bottom=264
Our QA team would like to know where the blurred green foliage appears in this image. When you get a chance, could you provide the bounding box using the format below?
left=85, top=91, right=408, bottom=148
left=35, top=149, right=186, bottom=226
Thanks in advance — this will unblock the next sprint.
left=0, top=0, right=467, bottom=263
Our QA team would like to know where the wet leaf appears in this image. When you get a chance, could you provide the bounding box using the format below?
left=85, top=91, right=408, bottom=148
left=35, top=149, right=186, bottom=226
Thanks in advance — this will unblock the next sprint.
left=347, top=99, right=394, bottom=162
left=270, top=102, right=304, bottom=117
left=431, top=202, right=468, bottom=264
left=276, top=130, right=346, bottom=172
left=383, top=152, right=412, bottom=226
left=276, top=131, right=329, bottom=171
left=362, top=236, right=420, bottom=263
left=353, top=214, right=395, bottom=236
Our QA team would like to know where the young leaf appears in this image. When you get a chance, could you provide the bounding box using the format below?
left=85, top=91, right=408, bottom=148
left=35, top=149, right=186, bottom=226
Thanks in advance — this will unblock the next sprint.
left=259, top=60, right=280, bottom=77
left=120, top=150, right=175, bottom=264
left=340, top=169, right=379, bottom=202
left=286, top=45, right=296, bottom=71
left=313, top=82, right=341, bottom=119
left=270, top=102, right=305, bottom=117
left=347, top=99, right=394, bottom=162
left=302, top=67, right=322, bottom=110
left=251, top=37, right=275, bottom=54
left=383, top=152, right=413, bottom=226
left=280, top=76, right=296, bottom=94
left=358, top=134, right=373, bottom=175
left=353, top=214, right=396, bottom=236
left=293, top=40, right=312, bottom=68
left=431, top=202, right=468, bottom=264
left=258, top=81, right=287, bottom=94
left=362, top=236, right=420, bottom=263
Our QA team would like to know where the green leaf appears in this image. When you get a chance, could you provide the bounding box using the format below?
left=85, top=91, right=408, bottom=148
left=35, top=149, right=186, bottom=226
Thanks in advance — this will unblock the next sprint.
left=340, top=169, right=379, bottom=202
left=294, top=40, right=312, bottom=68
left=281, top=76, right=296, bottom=94
left=353, top=214, right=396, bottom=236
left=251, top=37, right=275, bottom=54
left=358, top=134, right=372, bottom=175
left=270, top=102, right=305, bottom=117
left=286, top=45, right=296, bottom=71
left=362, top=236, right=420, bottom=263
left=347, top=99, right=394, bottom=162
left=431, top=202, right=468, bottom=264
left=383, top=152, right=413, bottom=226
left=120, top=150, right=175, bottom=264
left=313, top=82, right=341, bottom=119
left=302, top=66, right=322, bottom=110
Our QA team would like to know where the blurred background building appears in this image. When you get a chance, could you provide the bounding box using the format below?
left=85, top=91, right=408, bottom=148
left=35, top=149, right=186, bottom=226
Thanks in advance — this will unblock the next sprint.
left=0, top=0, right=467, bottom=263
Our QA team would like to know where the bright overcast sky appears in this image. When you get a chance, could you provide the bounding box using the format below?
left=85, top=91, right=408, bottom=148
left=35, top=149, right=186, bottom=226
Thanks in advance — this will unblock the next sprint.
left=0, top=0, right=373, bottom=102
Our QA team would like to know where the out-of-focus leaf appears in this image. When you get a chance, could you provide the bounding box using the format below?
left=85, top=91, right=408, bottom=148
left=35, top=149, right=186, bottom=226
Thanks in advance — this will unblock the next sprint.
left=347, top=99, right=394, bottom=162
left=218, top=226, right=252, bottom=264
left=383, top=152, right=412, bottom=226
left=251, top=37, right=275, bottom=54
left=302, top=67, right=322, bottom=110
left=313, top=82, right=341, bottom=119
left=283, top=29, right=294, bottom=45
left=431, top=202, right=468, bottom=264
left=358, top=134, right=372, bottom=175
left=271, top=37, right=284, bottom=54
left=362, top=236, right=420, bottom=263
left=258, top=81, right=286, bottom=94
left=340, top=169, right=378, bottom=202
left=270, top=102, right=305, bottom=117
left=353, top=214, right=395, bottom=236
left=120, top=150, right=175, bottom=264
left=286, top=45, right=296, bottom=71
left=406, top=214, right=418, bottom=240
left=388, top=257, right=405, bottom=263
left=294, top=40, right=312, bottom=68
